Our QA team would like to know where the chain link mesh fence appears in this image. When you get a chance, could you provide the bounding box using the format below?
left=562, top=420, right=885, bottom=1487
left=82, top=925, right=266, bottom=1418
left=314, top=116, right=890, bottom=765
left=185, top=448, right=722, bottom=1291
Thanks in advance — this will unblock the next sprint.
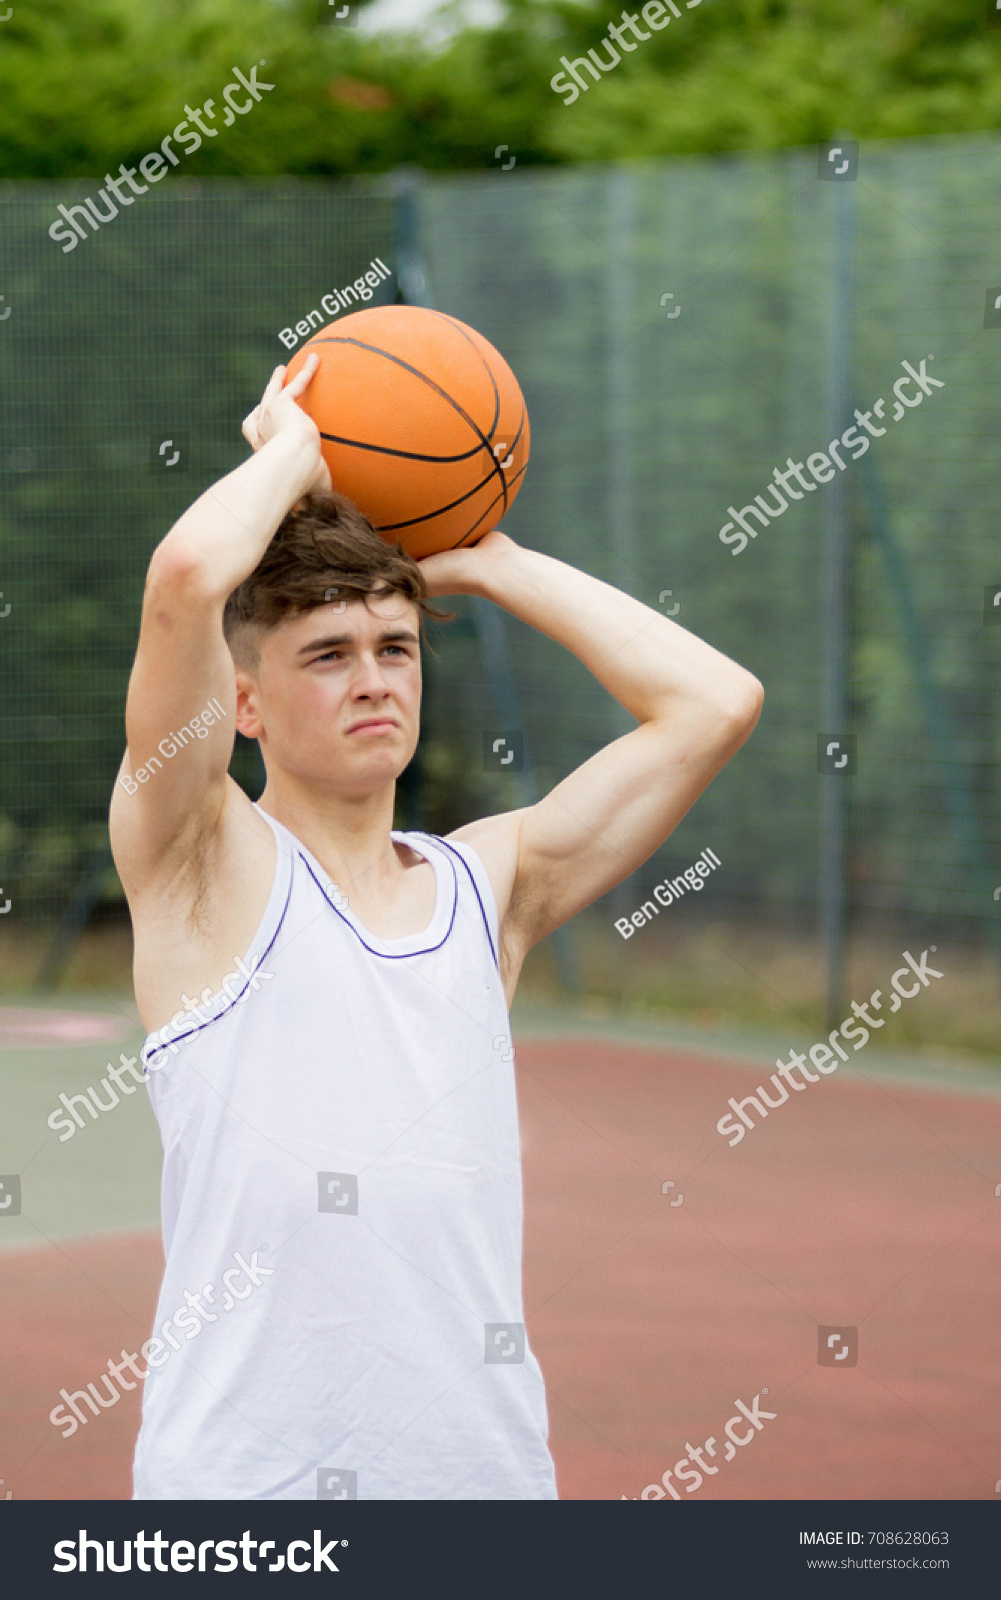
left=1, top=143, right=999, bottom=1000
left=0, top=177, right=398, bottom=920
left=419, top=141, right=1001, bottom=971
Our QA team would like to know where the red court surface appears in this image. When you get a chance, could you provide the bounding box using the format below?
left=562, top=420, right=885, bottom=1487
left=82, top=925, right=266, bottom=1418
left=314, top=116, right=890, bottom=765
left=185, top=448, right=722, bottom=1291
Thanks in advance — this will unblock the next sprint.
left=2, top=1036, right=999, bottom=1500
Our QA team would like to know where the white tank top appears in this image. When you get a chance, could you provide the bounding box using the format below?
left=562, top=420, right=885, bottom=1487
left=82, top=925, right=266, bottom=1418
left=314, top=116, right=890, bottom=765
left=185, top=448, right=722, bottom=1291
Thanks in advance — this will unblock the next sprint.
left=132, top=807, right=557, bottom=1500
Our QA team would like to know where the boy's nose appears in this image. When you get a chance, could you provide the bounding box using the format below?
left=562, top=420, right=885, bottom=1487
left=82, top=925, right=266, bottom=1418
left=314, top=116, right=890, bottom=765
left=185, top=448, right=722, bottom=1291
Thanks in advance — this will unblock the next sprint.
left=353, top=656, right=391, bottom=694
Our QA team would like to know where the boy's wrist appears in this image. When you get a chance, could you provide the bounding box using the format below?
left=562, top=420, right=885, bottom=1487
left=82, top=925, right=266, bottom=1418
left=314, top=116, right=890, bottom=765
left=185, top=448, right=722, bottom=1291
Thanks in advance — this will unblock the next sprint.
left=417, top=531, right=526, bottom=603
left=260, top=427, right=322, bottom=494
left=470, top=532, right=542, bottom=606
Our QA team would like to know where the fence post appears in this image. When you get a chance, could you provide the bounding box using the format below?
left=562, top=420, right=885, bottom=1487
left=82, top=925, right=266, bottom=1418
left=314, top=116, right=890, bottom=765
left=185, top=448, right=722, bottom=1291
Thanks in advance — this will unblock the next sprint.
left=819, top=164, right=854, bottom=1031
left=393, top=167, right=583, bottom=995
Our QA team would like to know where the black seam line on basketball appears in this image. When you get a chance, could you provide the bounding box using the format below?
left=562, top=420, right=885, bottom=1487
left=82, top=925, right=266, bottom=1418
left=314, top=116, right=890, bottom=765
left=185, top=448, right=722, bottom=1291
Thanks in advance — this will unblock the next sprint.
left=423, top=310, right=502, bottom=443
left=396, top=322, right=527, bottom=522
left=366, top=457, right=521, bottom=537
left=446, top=463, right=528, bottom=549
left=422, top=315, right=528, bottom=468
left=451, top=464, right=528, bottom=549
left=309, top=328, right=521, bottom=521
left=447, top=460, right=530, bottom=547
left=304, top=334, right=511, bottom=510
left=500, top=394, right=528, bottom=481
left=317, top=431, right=485, bottom=465
left=466, top=390, right=526, bottom=515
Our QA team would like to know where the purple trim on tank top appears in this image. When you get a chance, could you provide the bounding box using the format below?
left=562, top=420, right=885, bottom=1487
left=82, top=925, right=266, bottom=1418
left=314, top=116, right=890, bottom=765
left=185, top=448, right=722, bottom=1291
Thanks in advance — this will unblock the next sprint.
left=140, top=867, right=295, bottom=1074
left=412, top=833, right=499, bottom=973
left=298, top=842, right=459, bottom=959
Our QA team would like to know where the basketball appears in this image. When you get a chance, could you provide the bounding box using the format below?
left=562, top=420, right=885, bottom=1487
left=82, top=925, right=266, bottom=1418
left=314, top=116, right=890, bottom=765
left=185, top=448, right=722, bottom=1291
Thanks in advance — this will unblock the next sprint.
left=283, top=305, right=530, bottom=559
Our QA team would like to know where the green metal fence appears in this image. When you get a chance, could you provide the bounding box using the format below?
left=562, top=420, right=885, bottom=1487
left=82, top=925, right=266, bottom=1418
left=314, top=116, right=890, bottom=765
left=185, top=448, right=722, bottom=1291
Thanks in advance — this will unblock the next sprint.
left=419, top=140, right=1001, bottom=969
left=0, top=177, right=399, bottom=922
left=1, top=142, right=999, bottom=988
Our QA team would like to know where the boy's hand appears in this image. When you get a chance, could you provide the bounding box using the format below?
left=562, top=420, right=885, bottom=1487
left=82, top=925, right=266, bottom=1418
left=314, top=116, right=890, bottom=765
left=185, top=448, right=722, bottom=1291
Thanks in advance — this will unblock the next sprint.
left=242, top=355, right=331, bottom=493
left=418, top=527, right=517, bottom=597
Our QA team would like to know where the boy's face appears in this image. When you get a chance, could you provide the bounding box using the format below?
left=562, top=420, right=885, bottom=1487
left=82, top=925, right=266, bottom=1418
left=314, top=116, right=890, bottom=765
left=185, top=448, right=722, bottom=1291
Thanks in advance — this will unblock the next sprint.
left=235, top=592, right=422, bottom=797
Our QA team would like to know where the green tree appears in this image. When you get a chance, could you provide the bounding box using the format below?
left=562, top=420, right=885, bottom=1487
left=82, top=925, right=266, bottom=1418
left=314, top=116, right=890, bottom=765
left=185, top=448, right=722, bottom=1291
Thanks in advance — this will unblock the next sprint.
left=1, top=1, right=1001, bottom=180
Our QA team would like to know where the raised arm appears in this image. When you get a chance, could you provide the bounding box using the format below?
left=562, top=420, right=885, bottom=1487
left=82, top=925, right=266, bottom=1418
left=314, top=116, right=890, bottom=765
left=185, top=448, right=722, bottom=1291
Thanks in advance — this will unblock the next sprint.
left=423, top=530, right=763, bottom=949
left=109, top=358, right=328, bottom=877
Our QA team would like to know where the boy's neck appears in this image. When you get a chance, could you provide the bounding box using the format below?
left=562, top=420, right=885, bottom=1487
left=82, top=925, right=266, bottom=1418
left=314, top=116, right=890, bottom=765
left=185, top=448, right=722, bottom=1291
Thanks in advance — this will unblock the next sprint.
left=255, top=777, right=411, bottom=890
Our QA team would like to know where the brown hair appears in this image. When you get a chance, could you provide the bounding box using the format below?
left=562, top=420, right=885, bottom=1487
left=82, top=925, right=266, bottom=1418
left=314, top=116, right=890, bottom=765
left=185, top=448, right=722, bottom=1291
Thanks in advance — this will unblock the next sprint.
left=223, top=489, right=453, bottom=668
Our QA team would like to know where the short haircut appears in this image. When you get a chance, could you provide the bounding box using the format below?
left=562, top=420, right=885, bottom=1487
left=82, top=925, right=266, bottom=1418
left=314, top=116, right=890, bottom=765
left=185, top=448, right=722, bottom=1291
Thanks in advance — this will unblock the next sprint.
left=222, top=489, right=453, bottom=669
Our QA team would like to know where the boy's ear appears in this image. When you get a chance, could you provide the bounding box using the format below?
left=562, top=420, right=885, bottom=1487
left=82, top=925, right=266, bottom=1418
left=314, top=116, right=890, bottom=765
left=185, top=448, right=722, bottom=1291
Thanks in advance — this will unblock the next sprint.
left=234, top=672, right=263, bottom=740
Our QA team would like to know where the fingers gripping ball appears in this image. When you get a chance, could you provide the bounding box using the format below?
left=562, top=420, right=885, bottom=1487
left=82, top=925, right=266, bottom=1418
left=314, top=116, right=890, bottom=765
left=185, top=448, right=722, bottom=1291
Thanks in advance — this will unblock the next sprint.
left=283, top=306, right=530, bottom=559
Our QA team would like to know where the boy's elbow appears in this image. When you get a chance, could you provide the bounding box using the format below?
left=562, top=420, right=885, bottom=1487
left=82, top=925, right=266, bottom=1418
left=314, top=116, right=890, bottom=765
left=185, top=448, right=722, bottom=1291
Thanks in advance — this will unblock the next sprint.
left=705, top=671, right=762, bottom=748
left=727, top=672, right=764, bottom=739
left=145, top=537, right=222, bottom=605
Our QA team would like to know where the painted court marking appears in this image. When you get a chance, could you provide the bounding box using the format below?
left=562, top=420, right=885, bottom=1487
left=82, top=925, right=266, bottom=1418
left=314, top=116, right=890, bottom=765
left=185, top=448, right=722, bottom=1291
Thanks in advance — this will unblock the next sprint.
left=0, top=1009, right=130, bottom=1049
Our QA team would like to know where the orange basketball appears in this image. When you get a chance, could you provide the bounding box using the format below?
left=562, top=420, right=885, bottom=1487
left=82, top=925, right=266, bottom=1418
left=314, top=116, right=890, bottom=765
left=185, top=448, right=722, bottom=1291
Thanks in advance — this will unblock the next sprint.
left=283, top=305, right=530, bottom=559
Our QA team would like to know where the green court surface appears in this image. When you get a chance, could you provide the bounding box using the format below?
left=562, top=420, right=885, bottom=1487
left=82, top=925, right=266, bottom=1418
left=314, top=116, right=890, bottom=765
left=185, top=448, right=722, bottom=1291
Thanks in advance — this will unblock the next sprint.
left=2, top=994, right=999, bottom=1254
left=0, top=1000, right=160, bottom=1252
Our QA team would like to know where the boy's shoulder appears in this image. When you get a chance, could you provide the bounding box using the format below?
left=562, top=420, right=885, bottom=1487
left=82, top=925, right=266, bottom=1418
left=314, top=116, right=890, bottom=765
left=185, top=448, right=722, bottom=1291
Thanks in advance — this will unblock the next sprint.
left=444, top=808, right=531, bottom=922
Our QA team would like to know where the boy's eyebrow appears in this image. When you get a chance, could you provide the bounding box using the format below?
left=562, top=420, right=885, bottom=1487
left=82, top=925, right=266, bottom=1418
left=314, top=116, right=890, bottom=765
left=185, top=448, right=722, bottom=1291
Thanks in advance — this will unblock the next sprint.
left=296, top=629, right=420, bottom=656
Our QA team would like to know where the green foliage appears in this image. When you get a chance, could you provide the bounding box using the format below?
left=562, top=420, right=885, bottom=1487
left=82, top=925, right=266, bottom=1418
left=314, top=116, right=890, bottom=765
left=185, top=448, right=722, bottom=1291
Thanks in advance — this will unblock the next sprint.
left=1, top=0, right=1001, bottom=179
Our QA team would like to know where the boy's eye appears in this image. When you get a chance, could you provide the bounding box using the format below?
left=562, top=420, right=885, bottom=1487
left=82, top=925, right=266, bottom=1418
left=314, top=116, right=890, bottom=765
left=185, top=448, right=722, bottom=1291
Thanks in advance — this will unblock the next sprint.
left=312, top=645, right=410, bottom=664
